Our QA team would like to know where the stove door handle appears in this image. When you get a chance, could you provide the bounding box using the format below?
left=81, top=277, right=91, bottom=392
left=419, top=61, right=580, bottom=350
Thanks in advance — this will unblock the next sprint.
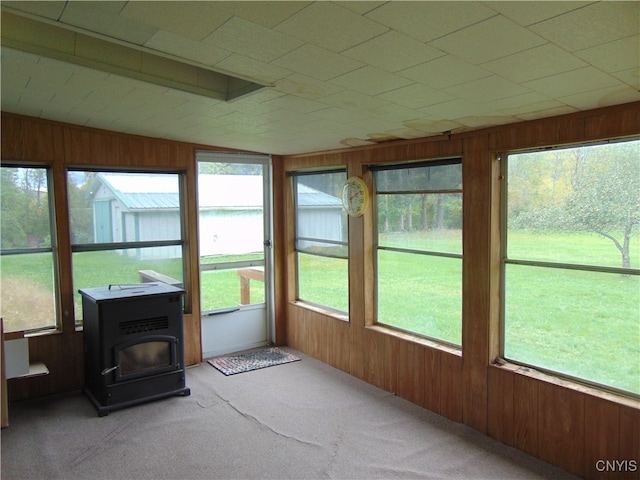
left=101, top=365, right=118, bottom=376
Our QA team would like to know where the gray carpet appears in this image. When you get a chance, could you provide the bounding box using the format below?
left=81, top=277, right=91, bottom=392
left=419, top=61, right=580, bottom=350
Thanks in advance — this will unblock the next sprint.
left=1, top=348, right=578, bottom=480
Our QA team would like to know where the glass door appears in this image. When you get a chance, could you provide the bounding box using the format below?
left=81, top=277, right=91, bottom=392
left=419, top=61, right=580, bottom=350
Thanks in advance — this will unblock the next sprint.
left=196, top=152, right=273, bottom=358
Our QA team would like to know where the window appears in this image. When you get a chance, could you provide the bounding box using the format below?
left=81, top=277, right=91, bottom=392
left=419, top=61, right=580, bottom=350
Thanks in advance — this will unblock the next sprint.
left=373, top=160, right=462, bottom=345
left=0, top=165, right=58, bottom=333
left=503, top=139, right=640, bottom=396
left=293, top=170, right=348, bottom=314
left=68, top=171, right=186, bottom=326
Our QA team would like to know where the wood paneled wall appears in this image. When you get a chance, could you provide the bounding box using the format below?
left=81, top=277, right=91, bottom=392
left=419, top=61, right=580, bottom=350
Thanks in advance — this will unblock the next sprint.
left=0, top=112, right=239, bottom=401
left=277, top=102, right=640, bottom=480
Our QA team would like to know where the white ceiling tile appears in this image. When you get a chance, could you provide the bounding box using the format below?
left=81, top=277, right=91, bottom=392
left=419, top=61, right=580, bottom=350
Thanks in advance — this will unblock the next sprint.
left=2, top=1, right=67, bottom=20
left=419, top=99, right=497, bottom=120
left=529, top=2, right=639, bottom=52
left=367, top=103, right=424, bottom=122
left=488, top=92, right=554, bottom=112
left=514, top=105, right=579, bottom=122
left=329, top=66, right=412, bottom=96
left=483, top=1, right=590, bottom=26
left=275, top=2, right=387, bottom=52
left=338, top=1, right=386, bottom=15
left=612, top=67, right=640, bottom=90
left=320, top=90, right=390, bottom=112
left=262, top=95, right=328, bottom=114
left=481, top=44, right=588, bottom=83
left=2, top=0, right=637, bottom=156
left=574, top=35, right=640, bottom=74
left=213, top=1, right=310, bottom=29
left=445, top=75, right=531, bottom=102
left=342, top=31, right=444, bottom=73
left=272, top=44, right=363, bottom=81
left=457, top=115, right=520, bottom=129
left=145, top=30, right=231, bottom=67
left=399, top=55, right=491, bottom=89
left=121, top=1, right=230, bottom=41
left=560, top=85, right=640, bottom=110
left=366, top=1, right=496, bottom=43
left=203, top=17, right=303, bottom=63
left=523, top=66, right=623, bottom=98
left=430, top=16, right=546, bottom=64
left=273, top=74, right=344, bottom=101
left=496, top=98, right=567, bottom=116
left=215, top=54, right=291, bottom=85
left=378, top=84, right=455, bottom=109
left=61, top=1, right=157, bottom=45
left=311, top=106, right=376, bottom=123
left=403, top=118, right=464, bottom=135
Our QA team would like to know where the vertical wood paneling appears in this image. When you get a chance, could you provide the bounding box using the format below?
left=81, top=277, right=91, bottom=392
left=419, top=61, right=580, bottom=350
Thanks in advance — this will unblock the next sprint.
left=539, top=382, right=585, bottom=477
left=331, top=320, right=350, bottom=373
left=513, top=374, right=539, bottom=456
left=423, top=346, right=442, bottom=414
left=362, top=328, right=385, bottom=389
left=487, top=366, right=515, bottom=445
left=397, top=340, right=424, bottom=406
left=584, top=397, right=620, bottom=480
left=440, top=353, right=463, bottom=422
left=1, top=115, right=25, bottom=159
left=383, top=335, right=398, bottom=394
left=619, top=405, right=640, bottom=480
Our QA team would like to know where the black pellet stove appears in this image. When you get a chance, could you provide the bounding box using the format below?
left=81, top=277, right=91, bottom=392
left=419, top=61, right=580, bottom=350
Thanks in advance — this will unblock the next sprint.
left=80, top=283, right=190, bottom=416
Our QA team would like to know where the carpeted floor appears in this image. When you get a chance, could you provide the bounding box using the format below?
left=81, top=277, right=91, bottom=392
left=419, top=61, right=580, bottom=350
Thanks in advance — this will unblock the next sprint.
left=1, top=348, right=579, bottom=480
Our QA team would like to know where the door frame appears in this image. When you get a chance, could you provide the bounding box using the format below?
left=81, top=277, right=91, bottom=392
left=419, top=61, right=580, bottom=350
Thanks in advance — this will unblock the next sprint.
left=196, top=151, right=274, bottom=358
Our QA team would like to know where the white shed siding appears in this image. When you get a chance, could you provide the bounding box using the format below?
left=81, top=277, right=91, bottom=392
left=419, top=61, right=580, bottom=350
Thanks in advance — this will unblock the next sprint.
left=199, top=209, right=263, bottom=257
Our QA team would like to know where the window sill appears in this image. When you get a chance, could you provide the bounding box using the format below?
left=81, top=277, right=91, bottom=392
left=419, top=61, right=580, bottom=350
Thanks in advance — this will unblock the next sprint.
left=290, top=301, right=348, bottom=322
left=491, top=360, right=640, bottom=408
left=365, top=324, right=462, bottom=357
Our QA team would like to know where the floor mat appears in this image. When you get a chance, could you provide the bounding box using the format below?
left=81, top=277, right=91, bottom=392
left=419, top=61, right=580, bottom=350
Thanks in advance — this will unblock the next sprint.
left=207, top=347, right=301, bottom=376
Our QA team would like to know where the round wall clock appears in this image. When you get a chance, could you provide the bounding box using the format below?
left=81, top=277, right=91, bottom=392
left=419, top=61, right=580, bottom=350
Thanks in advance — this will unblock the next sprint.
left=342, top=176, right=369, bottom=217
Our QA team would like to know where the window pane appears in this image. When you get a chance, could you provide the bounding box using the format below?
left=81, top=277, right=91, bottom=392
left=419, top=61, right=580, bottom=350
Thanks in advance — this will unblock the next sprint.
left=377, top=250, right=461, bottom=345
left=72, top=248, right=184, bottom=324
left=297, top=253, right=348, bottom=313
left=0, top=252, right=57, bottom=332
left=378, top=193, right=462, bottom=254
left=504, top=264, right=640, bottom=395
left=68, top=172, right=182, bottom=244
left=507, top=141, right=640, bottom=269
left=505, top=139, right=640, bottom=395
left=294, top=171, right=348, bottom=313
left=200, top=267, right=265, bottom=311
left=375, top=161, right=462, bottom=193
left=1, top=166, right=57, bottom=333
left=1, top=167, right=52, bottom=249
left=294, top=172, right=347, bottom=254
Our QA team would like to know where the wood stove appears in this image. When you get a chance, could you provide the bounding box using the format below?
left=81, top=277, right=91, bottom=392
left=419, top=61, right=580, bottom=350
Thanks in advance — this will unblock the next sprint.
left=80, top=283, right=190, bottom=416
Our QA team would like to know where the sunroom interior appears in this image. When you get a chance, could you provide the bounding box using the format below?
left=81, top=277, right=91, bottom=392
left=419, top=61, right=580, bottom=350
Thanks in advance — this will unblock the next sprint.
left=1, top=2, right=639, bottom=479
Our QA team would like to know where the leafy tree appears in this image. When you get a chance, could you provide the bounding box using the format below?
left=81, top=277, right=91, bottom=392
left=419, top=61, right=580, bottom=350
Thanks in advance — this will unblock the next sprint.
left=562, top=143, right=639, bottom=268
left=1, top=167, right=51, bottom=248
left=509, top=141, right=639, bottom=269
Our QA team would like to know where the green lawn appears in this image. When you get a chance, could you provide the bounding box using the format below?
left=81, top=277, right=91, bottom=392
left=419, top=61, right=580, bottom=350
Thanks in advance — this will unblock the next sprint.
left=1, top=230, right=638, bottom=394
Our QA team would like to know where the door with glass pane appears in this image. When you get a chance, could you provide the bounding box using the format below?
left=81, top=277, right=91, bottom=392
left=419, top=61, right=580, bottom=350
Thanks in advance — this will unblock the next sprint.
left=197, top=152, right=273, bottom=358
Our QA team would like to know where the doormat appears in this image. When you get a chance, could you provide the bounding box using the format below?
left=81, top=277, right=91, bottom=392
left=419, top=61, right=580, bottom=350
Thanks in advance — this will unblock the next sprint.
left=208, top=347, right=301, bottom=376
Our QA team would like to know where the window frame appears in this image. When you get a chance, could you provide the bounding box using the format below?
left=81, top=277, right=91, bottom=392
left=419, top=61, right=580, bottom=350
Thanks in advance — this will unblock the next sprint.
left=0, top=163, right=61, bottom=334
left=372, top=158, right=463, bottom=347
left=291, top=168, right=349, bottom=315
left=499, top=138, right=640, bottom=397
left=67, top=168, right=189, bottom=326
